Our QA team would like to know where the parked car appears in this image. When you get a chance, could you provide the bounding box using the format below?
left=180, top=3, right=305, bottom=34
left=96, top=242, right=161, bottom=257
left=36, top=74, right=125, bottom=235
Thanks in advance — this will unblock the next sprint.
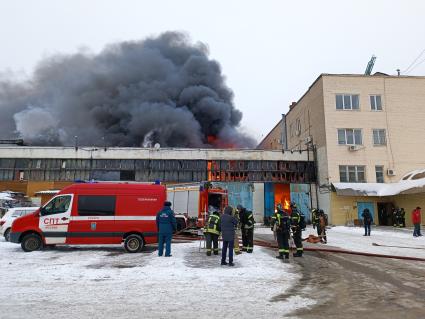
left=10, top=183, right=166, bottom=252
left=0, top=207, right=39, bottom=241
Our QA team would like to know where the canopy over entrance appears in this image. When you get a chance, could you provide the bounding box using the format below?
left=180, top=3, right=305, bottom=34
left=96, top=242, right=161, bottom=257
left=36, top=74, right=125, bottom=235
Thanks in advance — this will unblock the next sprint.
left=332, top=168, right=425, bottom=196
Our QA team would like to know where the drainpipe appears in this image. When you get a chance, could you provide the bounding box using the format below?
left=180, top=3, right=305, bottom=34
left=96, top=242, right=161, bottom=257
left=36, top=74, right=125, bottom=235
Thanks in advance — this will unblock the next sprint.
left=281, top=114, right=287, bottom=150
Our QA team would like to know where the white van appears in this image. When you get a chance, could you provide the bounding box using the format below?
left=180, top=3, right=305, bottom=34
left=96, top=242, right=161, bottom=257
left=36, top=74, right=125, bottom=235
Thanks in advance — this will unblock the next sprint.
left=0, top=207, right=39, bottom=241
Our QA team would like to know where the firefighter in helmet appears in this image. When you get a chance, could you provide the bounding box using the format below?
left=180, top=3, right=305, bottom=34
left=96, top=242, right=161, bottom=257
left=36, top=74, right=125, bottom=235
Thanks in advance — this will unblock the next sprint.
left=312, top=208, right=319, bottom=233
left=318, top=209, right=328, bottom=243
left=271, top=203, right=291, bottom=259
left=237, top=204, right=255, bottom=253
left=290, top=202, right=304, bottom=257
left=204, top=211, right=221, bottom=256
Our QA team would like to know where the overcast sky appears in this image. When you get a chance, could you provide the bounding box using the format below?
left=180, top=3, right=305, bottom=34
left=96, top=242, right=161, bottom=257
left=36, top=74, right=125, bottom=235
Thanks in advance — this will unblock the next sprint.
left=1, top=0, right=425, bottom=142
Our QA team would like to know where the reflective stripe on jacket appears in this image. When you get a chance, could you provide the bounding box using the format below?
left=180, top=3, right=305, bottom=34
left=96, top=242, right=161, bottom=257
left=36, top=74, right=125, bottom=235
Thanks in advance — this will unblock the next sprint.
left=244, top=212, right=255, bottom=229
left=205, top=214, right=221, bottom=235
left=291, top=211, right=301, bottom=226
left=271, top=210, right=290, bottom=233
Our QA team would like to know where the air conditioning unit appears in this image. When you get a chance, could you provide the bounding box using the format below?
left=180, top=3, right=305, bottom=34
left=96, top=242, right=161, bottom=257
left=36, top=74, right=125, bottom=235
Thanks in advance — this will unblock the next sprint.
left=348, top=145, right=360, bottom=151
left=387, top=169, right=396, bottom=176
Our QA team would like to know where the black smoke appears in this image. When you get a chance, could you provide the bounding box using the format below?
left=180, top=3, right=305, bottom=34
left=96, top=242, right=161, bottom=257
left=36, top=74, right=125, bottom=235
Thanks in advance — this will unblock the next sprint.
left=0, top=31, right=256, bottom=148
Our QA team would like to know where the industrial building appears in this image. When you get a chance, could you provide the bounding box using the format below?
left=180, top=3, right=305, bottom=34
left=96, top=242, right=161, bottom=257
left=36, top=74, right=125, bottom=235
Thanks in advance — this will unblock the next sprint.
left=259, top=73, right=425, bottom=226
left=0, top=146, right=316, bottom=222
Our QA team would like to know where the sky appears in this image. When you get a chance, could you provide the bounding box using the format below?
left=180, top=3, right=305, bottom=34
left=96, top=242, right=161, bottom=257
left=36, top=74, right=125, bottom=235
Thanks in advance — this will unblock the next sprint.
left=1, top=0, right=425, bottom=143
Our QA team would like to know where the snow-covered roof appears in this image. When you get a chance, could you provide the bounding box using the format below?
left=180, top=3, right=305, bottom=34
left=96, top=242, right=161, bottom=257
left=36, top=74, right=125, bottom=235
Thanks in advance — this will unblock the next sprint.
left=0, top=193, right=14, bottom=200
left=333, top=168, right=425, bottom=196
left=34, top=190, right=60, bottom=195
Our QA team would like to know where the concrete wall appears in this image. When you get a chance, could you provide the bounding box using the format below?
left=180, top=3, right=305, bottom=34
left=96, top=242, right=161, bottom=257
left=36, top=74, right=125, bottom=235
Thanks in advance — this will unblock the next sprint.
left=0, top=146, right=309, bottom=162
left=253, top=183, right=265, bottom=222
left=330, top=192, right=380, bottom=226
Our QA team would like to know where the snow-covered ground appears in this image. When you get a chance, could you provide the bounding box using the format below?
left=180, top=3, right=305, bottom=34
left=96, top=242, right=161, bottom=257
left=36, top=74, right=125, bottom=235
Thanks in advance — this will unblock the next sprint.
left=256, top=225, right=425, bottom=259
left=0, top=238, right=315, bottom=319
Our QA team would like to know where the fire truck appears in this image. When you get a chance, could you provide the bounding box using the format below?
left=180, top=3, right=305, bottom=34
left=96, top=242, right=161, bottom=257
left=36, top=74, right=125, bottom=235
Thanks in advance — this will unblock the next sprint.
left=10, top=183, right=166, bottom=252
left=166, top=182, right=228, bottom=231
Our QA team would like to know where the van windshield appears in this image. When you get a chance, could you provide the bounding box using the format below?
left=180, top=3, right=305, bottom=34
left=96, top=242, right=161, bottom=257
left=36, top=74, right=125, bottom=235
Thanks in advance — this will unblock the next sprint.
left=43, top=195, right=72, bottom=215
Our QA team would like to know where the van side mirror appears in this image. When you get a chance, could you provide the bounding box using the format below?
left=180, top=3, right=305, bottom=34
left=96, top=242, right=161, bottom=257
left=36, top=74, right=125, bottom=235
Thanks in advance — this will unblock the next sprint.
left=39, top=207, right=45, bottom=216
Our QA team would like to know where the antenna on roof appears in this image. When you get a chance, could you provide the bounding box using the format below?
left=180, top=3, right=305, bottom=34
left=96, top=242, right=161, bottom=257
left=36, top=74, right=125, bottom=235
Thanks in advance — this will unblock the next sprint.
left=364, top=55, right=377, bottom=75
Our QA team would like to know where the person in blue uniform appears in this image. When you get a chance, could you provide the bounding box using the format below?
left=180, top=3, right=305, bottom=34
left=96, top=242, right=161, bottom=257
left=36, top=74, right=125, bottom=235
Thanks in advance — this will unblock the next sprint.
left=156, top=201, right=177, bottom=257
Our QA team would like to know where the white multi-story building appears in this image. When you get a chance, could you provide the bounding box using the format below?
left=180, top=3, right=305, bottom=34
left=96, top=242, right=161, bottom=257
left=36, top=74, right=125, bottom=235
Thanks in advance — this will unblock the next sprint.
left=259, top=73, right=425, bottom=226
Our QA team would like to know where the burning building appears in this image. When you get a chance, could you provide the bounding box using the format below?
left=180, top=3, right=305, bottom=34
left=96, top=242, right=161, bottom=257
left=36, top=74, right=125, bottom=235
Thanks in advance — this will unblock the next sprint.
left=0, top=146, right=316, bottom=222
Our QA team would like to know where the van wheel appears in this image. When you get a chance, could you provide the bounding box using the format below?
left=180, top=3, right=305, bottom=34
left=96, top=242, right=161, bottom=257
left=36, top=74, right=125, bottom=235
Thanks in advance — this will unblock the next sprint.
left=21, top=234, right=43, bottom=252
left=4, top=228, right=11, bottom=242
left=124, top=235, right=144, bottom=253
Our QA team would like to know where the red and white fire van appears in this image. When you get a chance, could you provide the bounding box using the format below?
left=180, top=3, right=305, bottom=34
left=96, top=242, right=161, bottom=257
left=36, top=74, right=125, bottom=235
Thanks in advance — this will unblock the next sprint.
left=10, top=183, right=166, bottom=253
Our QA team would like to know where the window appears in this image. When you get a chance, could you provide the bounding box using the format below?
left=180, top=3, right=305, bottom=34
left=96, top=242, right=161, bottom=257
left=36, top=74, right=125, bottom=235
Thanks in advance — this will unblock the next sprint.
left=375, top=166, right=384, bottom=183
left=42, top=195, right=72, bottom=215
left=78, top=195, right=116, bottom=216
left=370, top=95, right=382, bottom=111
left=295, top=118, right=301, bottom=136
left=339, top=165, right=366, bottom=182
left=336, top=94, right=359, bottom=110
left=337, top=129, right=362, bottom=145
left=373, top=129, right=386, bottom=145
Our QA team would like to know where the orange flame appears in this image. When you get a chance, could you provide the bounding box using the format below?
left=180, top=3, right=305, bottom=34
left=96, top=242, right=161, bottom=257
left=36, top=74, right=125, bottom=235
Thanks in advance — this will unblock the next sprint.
left=284, top=199, right=290, bottom=210
left=207, top=135, right=236, bottom=149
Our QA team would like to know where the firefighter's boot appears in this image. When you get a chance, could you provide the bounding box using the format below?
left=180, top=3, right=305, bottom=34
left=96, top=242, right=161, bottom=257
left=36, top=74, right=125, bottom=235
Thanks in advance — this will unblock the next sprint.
left=293, top=251, right=303, bottom=257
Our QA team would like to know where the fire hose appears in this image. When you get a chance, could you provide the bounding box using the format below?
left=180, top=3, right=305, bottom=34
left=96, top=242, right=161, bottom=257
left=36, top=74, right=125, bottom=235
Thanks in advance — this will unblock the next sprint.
left=254, top=238, right=425, bottom=262
left=172, top=233, right=425, bottom=262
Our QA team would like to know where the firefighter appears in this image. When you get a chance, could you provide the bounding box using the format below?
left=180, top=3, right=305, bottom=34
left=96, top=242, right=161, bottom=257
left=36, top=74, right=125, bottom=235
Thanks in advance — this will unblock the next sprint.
left=271, top=203, right=291, bottom=259
left=232, top=207, right=242, bottom=255
left=400, top=208, right=406, bottom=227
left=238, top=204, right=255, bottom=253
left=311, top=208, right=318, bottom=230
left=156, top=201, right=177, bottom=257
left=361, top=208, right=373, bottom=236
left=204, top=211, right=221, bottom=256
left=392, top=208, right=399, bottom=227
left=290, top=202, right=304, bottom=257
left=394, top=208, right=401, bottom=227
left=318, top=209, right=328, bottom=243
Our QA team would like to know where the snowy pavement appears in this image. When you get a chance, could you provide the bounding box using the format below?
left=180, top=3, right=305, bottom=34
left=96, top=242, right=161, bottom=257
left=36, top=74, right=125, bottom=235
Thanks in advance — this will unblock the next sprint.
left=256, top=225, right=425, bottom=259
left=0, top=238, right=314, bottom=319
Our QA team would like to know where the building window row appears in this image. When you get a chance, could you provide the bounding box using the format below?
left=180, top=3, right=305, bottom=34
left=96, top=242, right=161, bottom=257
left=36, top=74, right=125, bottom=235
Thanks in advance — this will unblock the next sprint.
left=338, top=129, right=362, bottom=145
left=339, top=165, right=385, bottom=183
left=335, top=94, right=382, bottom=111
left=337, top=129, right=386, bottom=146
left=339, top=165, right=365, bottom=183
left=372, top=129, right=386, bottom=145
left=336, top=94, right=359, bottom=110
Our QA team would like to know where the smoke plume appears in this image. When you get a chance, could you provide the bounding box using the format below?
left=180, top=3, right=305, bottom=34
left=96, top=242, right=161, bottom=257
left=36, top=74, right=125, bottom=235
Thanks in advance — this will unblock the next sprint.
left=0, top=32, right=256, bottom=148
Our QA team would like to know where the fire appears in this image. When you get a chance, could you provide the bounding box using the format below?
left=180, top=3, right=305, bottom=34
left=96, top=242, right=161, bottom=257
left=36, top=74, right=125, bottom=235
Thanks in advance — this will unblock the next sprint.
left=284, top=199, right=290, bottom=210
left=207, top=135, right=236, bottom=149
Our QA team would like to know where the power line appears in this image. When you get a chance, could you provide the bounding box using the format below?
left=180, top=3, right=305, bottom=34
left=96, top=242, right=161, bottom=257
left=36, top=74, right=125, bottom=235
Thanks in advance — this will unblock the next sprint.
left=405, top=56, right=425, bottom=74
left=402, top=48, right=425, bottom=74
